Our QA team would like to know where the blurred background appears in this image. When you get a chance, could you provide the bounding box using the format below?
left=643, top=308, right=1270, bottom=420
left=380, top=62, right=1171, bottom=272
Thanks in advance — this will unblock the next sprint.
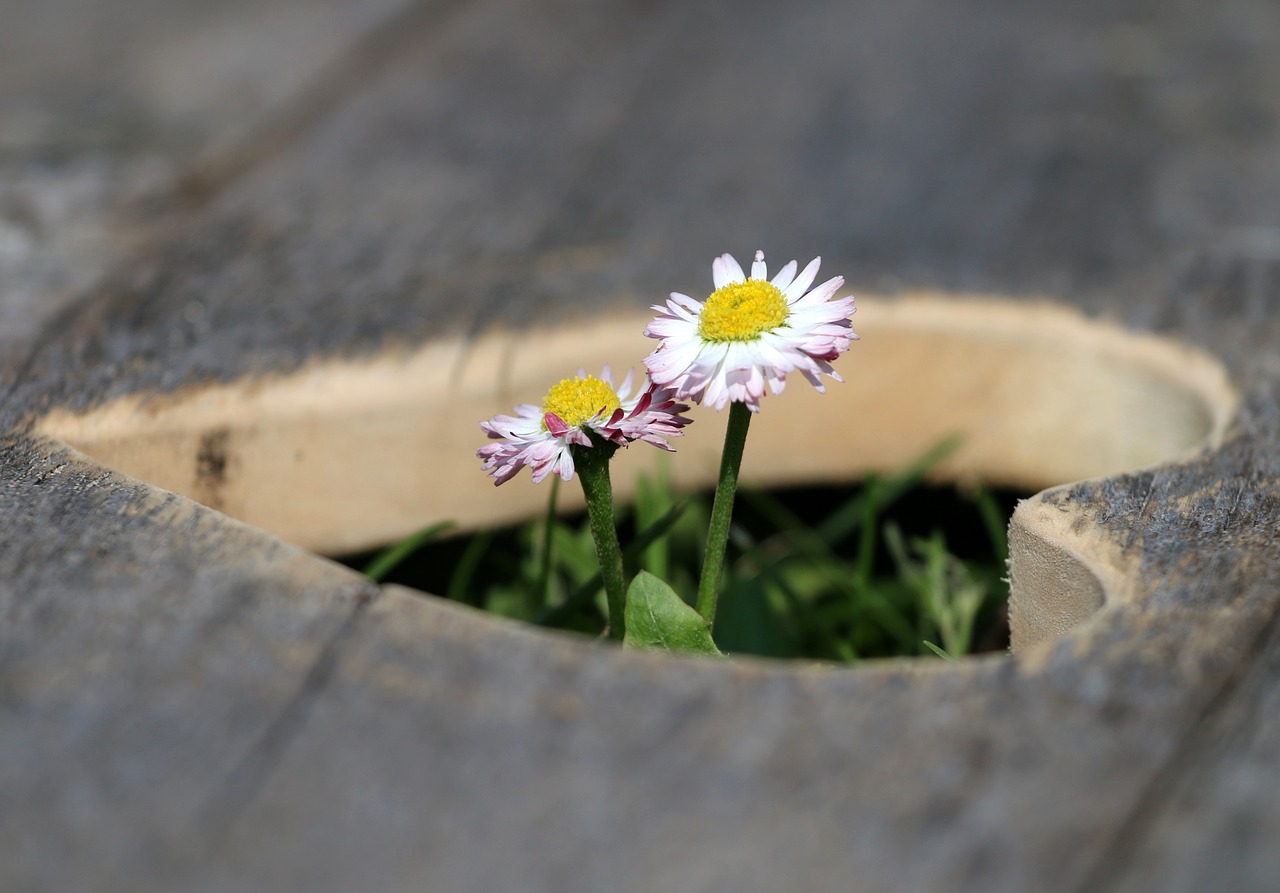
left=3, top=0, right=1278, bottom=363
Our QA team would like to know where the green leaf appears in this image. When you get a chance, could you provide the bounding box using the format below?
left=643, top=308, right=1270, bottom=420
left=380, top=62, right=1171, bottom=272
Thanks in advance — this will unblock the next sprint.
left=623, top=571, right=723, bottom=656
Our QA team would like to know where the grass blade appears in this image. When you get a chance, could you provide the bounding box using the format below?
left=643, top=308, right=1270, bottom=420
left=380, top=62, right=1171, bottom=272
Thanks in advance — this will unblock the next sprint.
left=814, top=434, right=962, bottom=544
left=923, top=640, right=957, bottom=661
left=362, top=520, right=456, bottom=583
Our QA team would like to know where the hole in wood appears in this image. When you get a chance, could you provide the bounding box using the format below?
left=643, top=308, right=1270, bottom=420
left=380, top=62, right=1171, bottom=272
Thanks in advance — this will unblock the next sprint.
left=36, top=296, right=1237, bottom=651
left=341, top=477, right=1024, bottom=660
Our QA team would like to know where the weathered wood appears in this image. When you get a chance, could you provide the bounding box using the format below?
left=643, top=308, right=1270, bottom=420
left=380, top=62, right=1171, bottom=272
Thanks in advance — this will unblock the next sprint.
left=3, top=0, right=1280, bottom=891
left=0, top=0, right=419, bottom=352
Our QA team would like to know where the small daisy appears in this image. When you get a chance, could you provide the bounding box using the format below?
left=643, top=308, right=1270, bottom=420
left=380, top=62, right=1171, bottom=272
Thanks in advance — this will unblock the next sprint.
left=643, top=250, right=857, bottom=412
left=478, top=367, right=691, bottom=486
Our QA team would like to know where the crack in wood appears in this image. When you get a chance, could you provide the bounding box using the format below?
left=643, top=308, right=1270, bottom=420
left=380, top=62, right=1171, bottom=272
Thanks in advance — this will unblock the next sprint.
left=1071, top=594, right=1280, bottom=892
left=1123, top=478, right=1156, bottom=551
left=194, top=582, right=380, bottom=840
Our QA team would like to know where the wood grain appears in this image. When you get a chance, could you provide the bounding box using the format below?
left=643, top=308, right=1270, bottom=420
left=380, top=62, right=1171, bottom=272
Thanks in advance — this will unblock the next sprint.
left=4, top=0, right=1280, bottom=890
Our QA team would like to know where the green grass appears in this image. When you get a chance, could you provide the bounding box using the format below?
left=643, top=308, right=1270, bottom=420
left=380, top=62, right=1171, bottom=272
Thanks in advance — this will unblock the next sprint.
left=349, top=445, right=1014, bottom=661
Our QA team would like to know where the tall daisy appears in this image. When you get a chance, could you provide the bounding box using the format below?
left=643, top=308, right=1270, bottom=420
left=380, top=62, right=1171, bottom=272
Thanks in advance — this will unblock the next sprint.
left=643, top=250, right=857, bottom=412
left=643, top=250, right=857, bottom=628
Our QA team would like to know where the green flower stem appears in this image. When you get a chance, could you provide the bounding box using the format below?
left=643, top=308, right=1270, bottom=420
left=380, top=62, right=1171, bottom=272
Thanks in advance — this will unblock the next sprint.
left=696, top=400, right=753, bottom=625
left=573, top=443, right=627, bottom=639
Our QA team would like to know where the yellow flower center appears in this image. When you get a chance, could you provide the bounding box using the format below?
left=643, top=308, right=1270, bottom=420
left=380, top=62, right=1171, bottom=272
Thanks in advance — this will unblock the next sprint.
left=697, top=279, right=789, bottom=342
left=541, top=375, right=621, bottom=428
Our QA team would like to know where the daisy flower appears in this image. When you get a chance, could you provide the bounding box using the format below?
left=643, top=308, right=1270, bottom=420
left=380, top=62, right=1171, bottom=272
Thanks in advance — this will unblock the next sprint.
left=643, top=250, right=857, bottom=411
left=478, top=367, right=691, bottom=486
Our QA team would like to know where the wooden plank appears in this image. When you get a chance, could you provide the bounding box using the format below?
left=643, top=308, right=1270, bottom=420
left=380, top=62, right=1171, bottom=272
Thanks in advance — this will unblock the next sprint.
left=0, top=437, right=379, bottom=892
left=1078, top=613, right=1280, bottom=892
left=0, top=0, right=418, bottom=351
left=190, top=588, right=1269, bottom=893
left=2, top=0, right=1280, bottom=890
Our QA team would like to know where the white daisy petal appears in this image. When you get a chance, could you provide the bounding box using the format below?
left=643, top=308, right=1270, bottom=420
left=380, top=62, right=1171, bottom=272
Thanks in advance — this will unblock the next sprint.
left=783, top=257, right=822, bottom=302
left=643, top=316, right=692, bottom=339
left=668, top=292, right=704, bottom=313
left=712, top=253, right=746, bottom=289
left=750, top=249, right=767, bottom=281
left=792, top=274, right=845, bottom=307
left=616, top=368, right=635, bottom=399
left=770, top=259, right=798, bottom=292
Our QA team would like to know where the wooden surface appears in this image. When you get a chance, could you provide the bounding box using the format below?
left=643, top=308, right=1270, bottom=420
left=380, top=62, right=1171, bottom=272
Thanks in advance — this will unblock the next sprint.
left=3, top=0, right=1280, bottom=890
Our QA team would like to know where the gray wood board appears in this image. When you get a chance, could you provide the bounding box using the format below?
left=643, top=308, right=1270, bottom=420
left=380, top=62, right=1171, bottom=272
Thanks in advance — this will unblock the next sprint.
left=3, top=0, right=1280, bottom=890
left=0, top=0, right=419, bottom=352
